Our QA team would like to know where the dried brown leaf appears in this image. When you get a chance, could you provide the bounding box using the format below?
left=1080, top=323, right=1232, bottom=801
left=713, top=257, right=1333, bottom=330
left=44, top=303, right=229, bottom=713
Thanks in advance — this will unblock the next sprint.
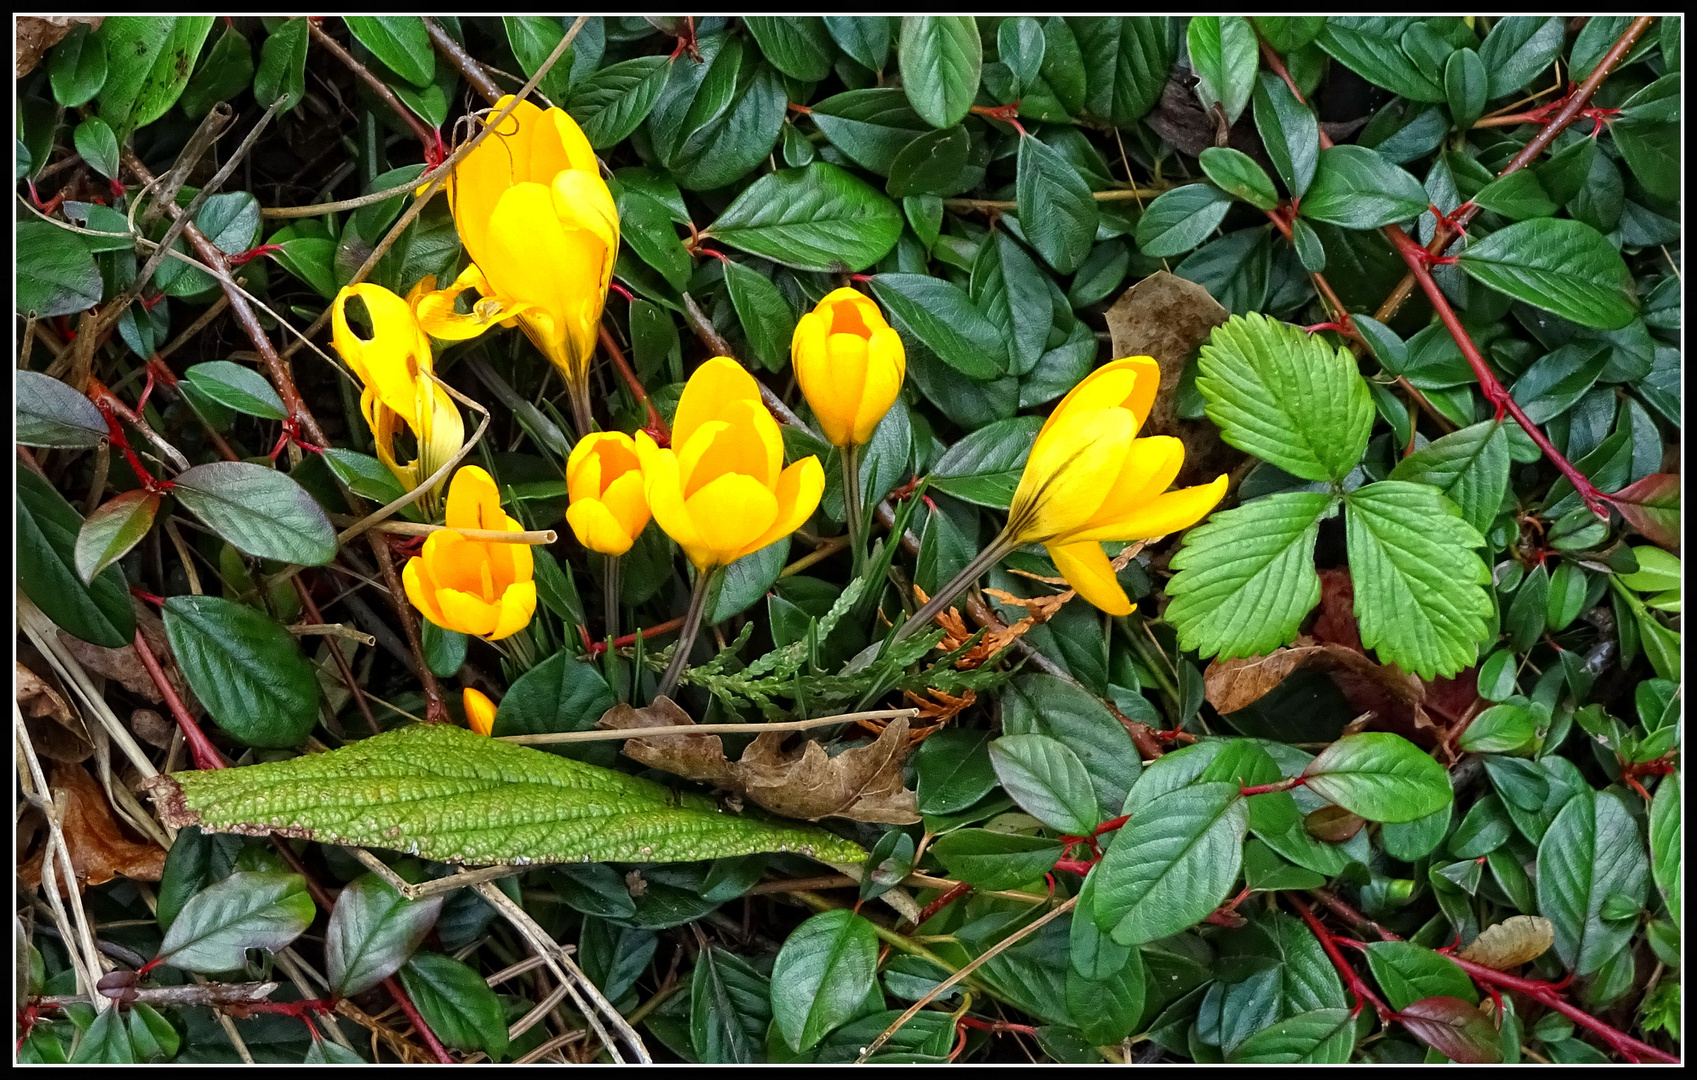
left=599, top=697, right=921, bottom=824
left=1104, top=271, right=1237, bottom=489
left=15, top=16, right=102, bottom=78
left=19, top=762, right=166, bottom=894
left=1204, top=635, right=1426, bottom=718
left=17, top=662, right=93, bottom=762
left=1456, top=915, right=1555, bottom=971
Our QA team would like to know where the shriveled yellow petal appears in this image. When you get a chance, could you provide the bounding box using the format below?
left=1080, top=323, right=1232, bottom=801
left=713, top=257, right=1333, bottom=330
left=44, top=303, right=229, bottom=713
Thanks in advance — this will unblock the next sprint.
left=463, top=688, right=498, bottom=736
left=1072, top=473, right=1230, bottom=543
left=674, top=357, right=761, bottom=449
left=1047, top=541, right=1134, bottom=616
left=488, top=580, right=537, bottom=640
left=742, top=456, right=825, bottom=557
left=684, top=473, right=779, bottom=568
left=567, top=499, right=637, bottom=556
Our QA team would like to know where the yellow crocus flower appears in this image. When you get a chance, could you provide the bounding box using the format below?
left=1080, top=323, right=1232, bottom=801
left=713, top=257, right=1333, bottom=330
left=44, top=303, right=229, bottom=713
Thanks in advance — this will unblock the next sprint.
left=1004, top=356, right=1229, bottom=615
left=463, top=687, right=497, bottom=736
left=565, top=431, right=650, bottom=557
left=636, top=356, right=824, bottom=574
left=792, top=287, right=906, bottom=449
left=330, top=282, right=465, bottom=511
left=402, top=466, right=537, bottom=641
left=422, top=96, right=618, bottom=431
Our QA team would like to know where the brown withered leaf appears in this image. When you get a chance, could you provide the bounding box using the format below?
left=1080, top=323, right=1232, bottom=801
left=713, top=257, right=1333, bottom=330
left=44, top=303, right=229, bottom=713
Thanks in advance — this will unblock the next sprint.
left=17, top=662, right=93, bottom=762
left=57, top=608, right=197, bottom=712
left=1457, top=916, right=1555, bottom=971
left=15, top=16, right=102, bottom=78
left=19, top=761, right=167, bottom=894
left=1104, top=272, right=1238, bottom=489
left=600, top=697, right=921, bottom=824
left=1205, top=635, right=1426, bottom=717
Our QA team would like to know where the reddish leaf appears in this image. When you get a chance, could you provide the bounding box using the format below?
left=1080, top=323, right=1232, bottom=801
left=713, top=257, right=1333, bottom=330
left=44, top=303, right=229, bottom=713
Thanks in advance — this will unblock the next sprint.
left=1610, top=472, right=1679, bottom=550
left=1397, top=996, right=1502, bottom=1064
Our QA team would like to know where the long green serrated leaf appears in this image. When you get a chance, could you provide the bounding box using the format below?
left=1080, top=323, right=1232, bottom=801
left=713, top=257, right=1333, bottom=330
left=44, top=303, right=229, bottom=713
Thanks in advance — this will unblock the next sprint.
left=1090, top=781, right=1248, bottom=946
left=145, top=723, right=865, bottom=866
left=1197, top=313, right=1372, bottom=482
left=1165, top=491, right=1333, bottom=660
left=1343, top=481, right=1492, bottom=679
left=1388, top=420, right=1510, bottom=534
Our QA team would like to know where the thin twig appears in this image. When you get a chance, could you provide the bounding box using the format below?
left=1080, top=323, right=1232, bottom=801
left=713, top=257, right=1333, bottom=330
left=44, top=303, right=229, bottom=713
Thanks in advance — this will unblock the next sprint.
left=499, top=707, right=921, bottom=745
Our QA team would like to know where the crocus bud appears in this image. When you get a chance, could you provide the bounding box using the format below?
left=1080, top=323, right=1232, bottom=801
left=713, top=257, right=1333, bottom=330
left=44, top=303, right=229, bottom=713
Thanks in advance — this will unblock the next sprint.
left=791, top=287, right=906, bottom=448
left=1006, top=357, right=1228, bottom=615
left=636, top=357, right=824, bottom=572
left=565, top=431, right=650, bottom=556
left=402, top=466, right=537, bottom=640
left=463, top=687, right=497, bottom=736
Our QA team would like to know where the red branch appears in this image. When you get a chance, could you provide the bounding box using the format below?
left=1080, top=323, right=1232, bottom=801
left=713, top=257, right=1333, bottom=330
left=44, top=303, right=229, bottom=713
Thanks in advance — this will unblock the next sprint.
left=131, top=628, right=224, bottom=771
left=1289, top=896, right=1393, bottom=1023
left=915, top=881, right=972, bottom=925
left=599, top=323, right=670, bottom=446
left=578, top=614, right=686, bottom=657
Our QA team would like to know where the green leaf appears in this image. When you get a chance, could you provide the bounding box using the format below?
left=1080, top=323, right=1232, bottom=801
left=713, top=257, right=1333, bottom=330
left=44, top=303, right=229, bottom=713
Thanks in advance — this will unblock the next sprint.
left=179, top=26, right=254, bottom=118
left=16, top=467, right=136, bottom=647
left=400, top=952, right=508, bottom=1058
left=17, top=369, right=108, bottom=449
left=1478, top=16, right=1564, bottom=98
left=1443, top=48, right=1487, bottom=131
left=1398, top=996, right=1502, bottom=1064
left=1455, top=218, right=1637, bottom=331
left=1365, top=942, right=1477, bottom=1011
left=1090, top=781, right=1248, bottom=945
left=807, top=88, right=931, bottom=175
left=870, top=273, right=1006, bottom=379
left=1200, top=147, right=1278, bottom=211
left=69, top=1003, right=133, bottom=1063
left=1197, top=313, right=1373, bottom=482
left=1343, top=481, right=1492, bottom=679
left=744, top=17, right=836, bottom=83
left=162, top=594, right=321, bottom=748
left=770, top=909, right=880, bottom=1052
left=915, top=730, right=996, bottom=816
left=1315, top=18, right=1445, bottom=102
left=171, top=461, right=338, bottom=566
left=1649, top=774, right=1679, bottom=923
left=325, top=873, right=443, bottom=997
left=1381, top=804, right=1452, bottom=861
left=617, top=188, right=692, bottom=292
left=707, top=538, right=791, bottom=623
left=1458, top=704, right=1536, bottom=755
left=1134, top=183, right=1230, bottom=258
left=149, top=723, right=866, bottom=865
left=824, top=16, right=892, bottom=73
left=74, top=490, right=160, bottom=584
left=1252, top=72, right=1320, bottom=198
left=1300, top=732, right=1453, bottom=823
left=96, top=16, right=215, bottom=132
left=989, top=733, right=1101, bottom=834
left=1016, top=134, right=1099, bottom=274
left=1611, top=73, right=1679, bottom=202
left=998, top=17, right=1046, bottom=95
left=708, top=162, right=902, bottom=273
left=252, top=16, right=309, bottom=112
left=153, top=192, right=261, bottom=296
left=491, top=649, right=616, bottom=758
left=568, top=56, right=671, bottom=149
left=323, top=448, right=408, bottom=506
left=49, top=23, right=109, bottom=107
left=1617, top=546, right=1680, bottom=593
left=1187, top=16, right=1257, bottom=125
left=183, top=360, right=288, bottom=420
left=898, top=16, right=982, bottom=129
left=1471, top=170, right=1558, bottom=220
left=1388, top=420, right=1510, bottom=534
left=927, top=415, right=1042, bottom=507
left=1166, top=491, right=1331, bottom=660
left=691, top=946, right=772, bottom=1063
left=127, top=1002, right=180, bottom=1062
left=73, top=116, right=119, bottom=180
left=886, top=125, right=975, bottom=198
left=16, top=219, right=102, bottom=318
left=1299, top=145, right=1428, bottom=229
left=970, top=232, right=1052, bottom=377
left=344, top=16, right=434, bottom=87
left=930, top=829, right=1063, bottom=889
left=155, top=870, right=315, bottom=973
left=721, top=258, right=796, bottom=374
left=647, top=35, right=785, bottom=190
left=1227, top=1008, right=1355, bottom=1063
left=1537, top=787, right=1651, bottom=976
left=1075, top=17, right=1174, bottom=127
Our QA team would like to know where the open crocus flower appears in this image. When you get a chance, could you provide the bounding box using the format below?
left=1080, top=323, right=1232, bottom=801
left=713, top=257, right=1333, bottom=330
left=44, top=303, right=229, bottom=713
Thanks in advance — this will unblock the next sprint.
left=424, top=96, right=618, bottom=430
left=403, top=466, right=537, bottom=640
left=565, top=431, right=650, bottom=557
left=792, top=287, right=906, bottom=449
left=1004, top=356, right=1229, bottom=615
left=331, top=282, right=465, bottom=512
left=637, top=357, right=824, bottom=573
left=463, top=687, right=497, bottom=736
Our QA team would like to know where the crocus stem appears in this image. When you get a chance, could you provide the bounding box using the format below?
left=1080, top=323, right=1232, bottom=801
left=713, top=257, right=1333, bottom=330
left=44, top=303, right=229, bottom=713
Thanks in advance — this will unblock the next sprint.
left=892, top=533, right=1016, bottom=643
left=657, top=565, right=717, bottom=698
left=503, top=625, right=537, bottom=673
left=842, top=442, right=867, bottom=580
left=603, top=555, right=622, bottom=642
left=566, top=376, right=595, bottom=440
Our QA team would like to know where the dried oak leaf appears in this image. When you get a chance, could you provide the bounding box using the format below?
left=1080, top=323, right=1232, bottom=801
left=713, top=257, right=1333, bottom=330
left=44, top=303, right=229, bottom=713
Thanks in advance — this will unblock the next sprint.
left=17, top=661, right=93, bottom=762
left=15, top=16, right=102, bottom=78
left=600, top=697, right=921, bottom=825
left=1457, top=915, right=1555, bottom=971
left=19, top=761, right=166, bottom=894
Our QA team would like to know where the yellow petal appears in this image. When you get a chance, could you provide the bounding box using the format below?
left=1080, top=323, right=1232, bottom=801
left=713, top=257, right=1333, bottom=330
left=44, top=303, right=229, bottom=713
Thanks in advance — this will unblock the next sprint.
left=567, top=499, right=637, bottom=556
left=422, top=531, right=482, bottom=596
left=463, top=688, right=497, bottom=736
left=851, top=332, right=905, bottom=446
left=684, top=473, right=779, bottom=569
left=1010, top=407, right=1136, bottom=543
left=545, top=104, right=600, bottom=175
left=1047, top=541, right=1134, bottom=616
left=1072, top=474, right=1230, bottom=543
left=674, top=356, right=761, bottom=449
left=600, top=469, right=651, bottom=538
left=403, top=556, right=447, bottom=627
left=819, top=332, right=869, bottom=446
left=639, top=440, right=708, bottom=570
left=1067, top=436, right=1186, bottom=542
left=446, top=466, right=503, bottom=531
left=742, top=456, right=825, bottom=556
left=1038, top=356, right=1161, bottom=449
left=488, top=581, right=538, bottom=641
left=437, top=587, right=499, bottom=637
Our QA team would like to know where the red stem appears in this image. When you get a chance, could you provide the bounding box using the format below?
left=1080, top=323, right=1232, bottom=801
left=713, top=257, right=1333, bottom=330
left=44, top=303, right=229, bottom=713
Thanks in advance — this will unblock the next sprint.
left=1289, top=896, right=1393, bottom=1023
left=915, top=881, right=972, bottom=925
left=599, top=323, right=670, bottom=446
left=579, top=614, right=686, bottom=657
left=385, top=974, right=454, bottom=1063
left=1382, top=225, right=1609, bottom=518
left=1241, top=777, right=1305, bottom=797
left=131, top=628, right=225, bottom=771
